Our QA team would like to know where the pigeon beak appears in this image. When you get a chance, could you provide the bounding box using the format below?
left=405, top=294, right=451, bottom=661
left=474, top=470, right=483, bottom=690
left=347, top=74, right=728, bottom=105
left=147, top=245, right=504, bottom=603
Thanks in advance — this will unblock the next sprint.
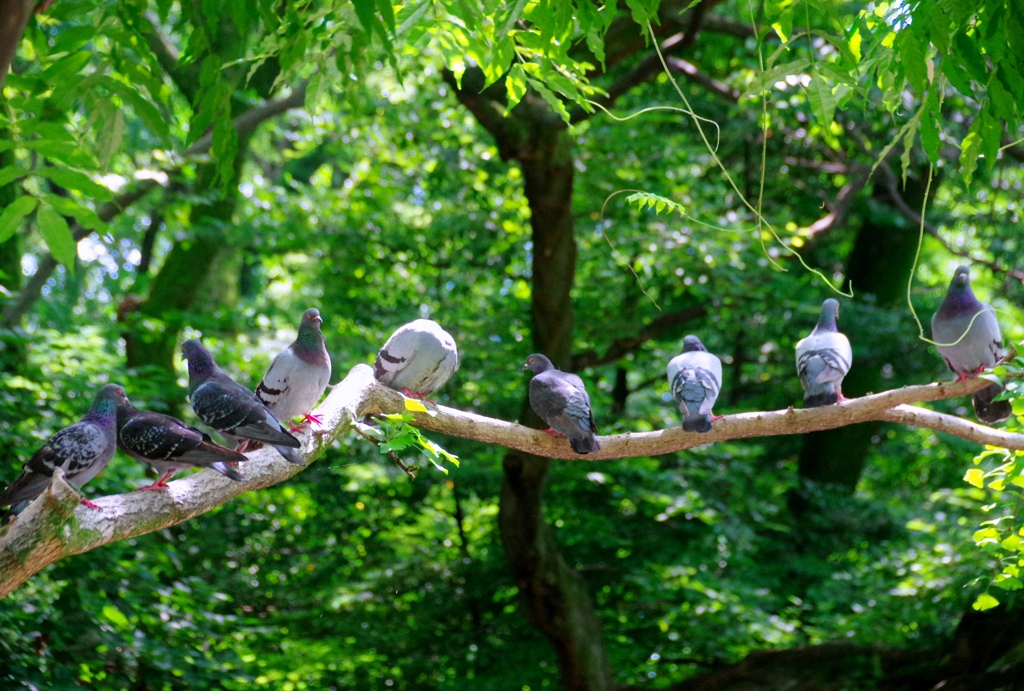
left=522, top=364, right=529, bottom=372
left=314, top=316, right=323, bottom=324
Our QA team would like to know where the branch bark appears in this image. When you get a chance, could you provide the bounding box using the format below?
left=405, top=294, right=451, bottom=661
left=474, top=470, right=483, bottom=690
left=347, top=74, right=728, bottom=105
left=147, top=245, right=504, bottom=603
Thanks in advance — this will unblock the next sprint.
left=1, top=364, right=1016, bottom=598
left=0, top=0, right=34, bottom=91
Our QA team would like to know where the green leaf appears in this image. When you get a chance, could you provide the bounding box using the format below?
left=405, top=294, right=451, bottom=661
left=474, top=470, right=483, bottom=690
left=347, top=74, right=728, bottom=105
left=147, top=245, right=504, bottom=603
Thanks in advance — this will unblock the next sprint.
left=36, top=167, right=113, bottom=201
left=506, top=64, right=528, bottom=112
left=954, top=31, right=989, bottom=83
left=896, top=30, right=929, bottom=93
left=0, top=195, right=38, bottom=243
left=528, top=78, right=570, bottom=123
left=42, top=194, right=105, bottom=232
left=964, top=467, right=985, bottom=488
left=102, top=605, right=130, bottom=629
left=36, top=203, right=78, bottom=274
left=96, top=109, right=125, bottom=168
left=0, top=165, right=26, bottom=188
left=806, top=74, right=837, bottom=125
left=352, top=0, right=377, bottom=36
left=972, top=593, right=1000, bottom=611
left=959, top=129, right=983, bottom=185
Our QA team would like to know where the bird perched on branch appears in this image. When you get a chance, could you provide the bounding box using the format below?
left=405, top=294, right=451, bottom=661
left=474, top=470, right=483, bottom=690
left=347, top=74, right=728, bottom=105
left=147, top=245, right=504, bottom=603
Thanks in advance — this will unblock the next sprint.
left=181, top=339, right=305, bottom=465
left=931, top=265, right=1011, bottom=423
left=667, top=335, right=723, bottom=433
left=523, top=354, right=600, bottom=454
left=796, top=298, right=853, bottom=407
left=0, top=384, right=125, bottom=512
left=256, top=308, right=332, bottom=432
left=115, top=397, right=247, bottom=491
left=374, top=319, right=459, bottom=400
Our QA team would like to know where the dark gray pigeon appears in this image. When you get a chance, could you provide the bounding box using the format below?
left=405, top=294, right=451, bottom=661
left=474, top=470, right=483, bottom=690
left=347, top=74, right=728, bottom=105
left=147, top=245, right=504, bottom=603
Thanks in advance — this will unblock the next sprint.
left=116, top=397, right=247, bottom=491
left=523, top=354, right=600, bottom=454
left=181, top=339, right=305, bottom=465
left=931, top=265, right=1010, bottom=423
left=667, top=335, right=723, bottom=433
left=374, top=319, right=459, bottom=399
left=0, top=383, right=126, bottom=511
left=796, top=299, right=852, bottom=407
left=256, top=308, right=332, bottom=431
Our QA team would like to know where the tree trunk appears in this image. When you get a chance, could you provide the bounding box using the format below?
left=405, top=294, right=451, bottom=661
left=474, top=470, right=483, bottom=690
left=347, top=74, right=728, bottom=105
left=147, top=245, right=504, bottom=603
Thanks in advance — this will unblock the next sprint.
left=0, top=93, right=24, bottom=373
left=498, top=126, right=616, bottom=691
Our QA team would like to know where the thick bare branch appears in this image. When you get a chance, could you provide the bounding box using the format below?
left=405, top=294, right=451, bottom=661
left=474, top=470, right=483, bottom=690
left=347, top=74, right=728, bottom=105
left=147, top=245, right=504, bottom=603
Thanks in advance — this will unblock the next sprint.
left=0, top=0, right=34, bottom=90
left=1, top=364, right=1017, bottom=598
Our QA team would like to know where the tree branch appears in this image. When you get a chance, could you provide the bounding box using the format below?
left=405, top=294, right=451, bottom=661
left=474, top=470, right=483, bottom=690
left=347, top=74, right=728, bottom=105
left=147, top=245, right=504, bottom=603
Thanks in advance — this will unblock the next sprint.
left=877, top=162, right=1024, bottom=284
left=0, top=85, right=308, bottom=329
left=572, top=304, right=706, bottom=369
left=0, top=0, right=34, bottom=91
left=1, top=364, right=1016, bottom=598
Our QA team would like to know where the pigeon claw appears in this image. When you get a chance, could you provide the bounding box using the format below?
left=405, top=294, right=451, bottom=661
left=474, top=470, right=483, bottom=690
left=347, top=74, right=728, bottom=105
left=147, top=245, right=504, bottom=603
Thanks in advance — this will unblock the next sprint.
left=303, top=412, right=324, bottom=426
left=542, top=428, right=566, bottom=437
left=139, top=483, right=169, bottom=492
left=288, top=421, right=304, bottom=433
left=80, top=498, right=102, bottom=509
left=709, top=414, right=725, bottom=422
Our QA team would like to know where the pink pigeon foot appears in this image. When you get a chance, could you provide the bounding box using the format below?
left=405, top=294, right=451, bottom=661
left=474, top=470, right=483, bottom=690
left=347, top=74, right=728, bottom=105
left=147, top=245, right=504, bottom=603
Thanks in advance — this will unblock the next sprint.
left=80, top=498, right=101, bottom=509
left=542, top=428, right=566, bottom=437
left=710, top=414, right=725, bottom=422
left=288, top=421, right=304, bottom=433
left=139, top=472, right=175, bottom=492
left=303, top=412, right=323, bottom=426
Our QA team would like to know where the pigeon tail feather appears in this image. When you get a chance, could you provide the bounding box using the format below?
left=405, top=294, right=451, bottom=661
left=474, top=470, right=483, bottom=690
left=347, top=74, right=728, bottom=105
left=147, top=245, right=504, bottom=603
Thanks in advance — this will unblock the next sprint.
left=569, top=434, right=600, bottom=454
left=0, top=472, right=51, bottom=508
left=211, top=461, right=243, bottom=481
left=683, top=415, right=712, bottom=433
left=974, top=383, right=1012, bottom=423
left=804, top=390, right=839, bottom=408
left=274, top=444, right=307, bottom=466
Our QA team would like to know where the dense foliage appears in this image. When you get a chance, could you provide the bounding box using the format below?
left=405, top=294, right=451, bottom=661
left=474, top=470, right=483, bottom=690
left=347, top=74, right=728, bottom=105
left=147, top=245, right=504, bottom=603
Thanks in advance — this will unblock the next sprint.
left=1, top=0, right=1023, bottom=688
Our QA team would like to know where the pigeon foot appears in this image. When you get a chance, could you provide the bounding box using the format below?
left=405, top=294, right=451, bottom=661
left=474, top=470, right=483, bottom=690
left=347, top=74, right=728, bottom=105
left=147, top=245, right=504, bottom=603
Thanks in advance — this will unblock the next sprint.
left=709, top=414, right=725, bottom=422
left=80, top=498, right=102, bottom=509
left=542, top=428, right=566, bottom=437
left=303, top=412, right=323, bottom=426
left=402, top=388, right=437, bottom=404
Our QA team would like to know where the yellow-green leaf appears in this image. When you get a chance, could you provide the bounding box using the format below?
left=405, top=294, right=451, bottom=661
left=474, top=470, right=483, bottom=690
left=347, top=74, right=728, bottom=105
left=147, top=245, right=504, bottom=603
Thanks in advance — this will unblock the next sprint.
left=964, top=467, right=985, bottom=488
left=404, top=398, right=429, bottom=413
left=972, top=593, right=1000, bottom=611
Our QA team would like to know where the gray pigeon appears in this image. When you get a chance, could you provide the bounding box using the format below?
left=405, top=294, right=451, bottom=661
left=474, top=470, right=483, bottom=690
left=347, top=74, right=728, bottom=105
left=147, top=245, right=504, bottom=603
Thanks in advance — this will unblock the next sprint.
left=181, top=339, right=305, bottom=466
left=374, top=319, right=459, bottom=399
left=256, top=308, right=332, bottom=431
left=667, top=335, right=723, bottom=433
left=931, top=265, right=1010, bottom=423
left=0, top=384, right=126, bottom=511
left=796, top=299, right=852, bottom=407
left=115, top=398, right=247, bottom=491
left=523, top=354, right=600, bottom=454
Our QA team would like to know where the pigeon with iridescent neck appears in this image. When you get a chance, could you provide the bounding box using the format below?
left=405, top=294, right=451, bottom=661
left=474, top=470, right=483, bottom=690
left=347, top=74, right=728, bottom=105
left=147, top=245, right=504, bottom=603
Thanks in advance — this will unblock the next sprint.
left=931, top=265, right=1010, bottom=423
left=0, top=384, right=126, bottom=512
left=181, top=339, right=305, bottom=465
left=256, top=308, right=332, bottom=432
left=667, top=335, right=723, bottom=433
left=796, top=299, right=852, bottom=407
left=115, top=397, right=246, bottom=491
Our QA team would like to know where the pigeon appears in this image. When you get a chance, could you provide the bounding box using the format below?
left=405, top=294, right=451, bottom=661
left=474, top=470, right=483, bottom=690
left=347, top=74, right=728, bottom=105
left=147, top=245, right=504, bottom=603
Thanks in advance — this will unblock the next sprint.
left=115, top=397, right=247, bottom=491
left=181, top=339, right=305, bottom=466
left=796, top=298, right=853, bottom=407
left=0, top=383, right=126, bottom=511
left=256, top=308, right=332, bottom=431
left=667, top=335, right=723, bottom=433
left=374, top=319, right=459, bottom=399
left=523, top=354, right=600, bottom=454
left=931, top=265, right=1011, bottom=423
